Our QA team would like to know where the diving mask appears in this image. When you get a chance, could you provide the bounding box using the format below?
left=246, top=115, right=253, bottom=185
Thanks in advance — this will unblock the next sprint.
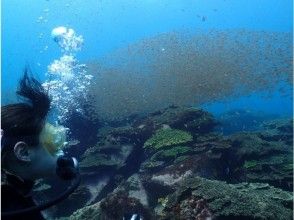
left=39, top=123, right=68, bottom=156
left=40, top=123, right=79, bottom=180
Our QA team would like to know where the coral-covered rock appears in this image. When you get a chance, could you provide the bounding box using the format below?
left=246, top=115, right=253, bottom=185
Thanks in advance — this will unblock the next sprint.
left=68, top=190, right=153, bottom=220
left=229, top=119, right=293, bottom=191
left=63, top=106, right=293, bottom=220
left=143, top=128, right=193, bottom=150
left=133, top=106, right=218, bottom=135
left=151, top=146, right=192, bottom=162
left=68, top=202, right=102, bottom=220
left=169, top=197, right=212, bottom=220
left=141, top=132, right=232, bottom=180
left=161, top=176, right=293, bottom=220
left=79, top=153, right=119, bottom=170
left=79, top=144, right=134, bottom=173
left=99, top=191, right=153, bottom=219
left=258, top=119, right=293, bottom=147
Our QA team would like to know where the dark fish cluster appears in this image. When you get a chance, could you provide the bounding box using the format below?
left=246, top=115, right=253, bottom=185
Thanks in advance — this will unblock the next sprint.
left=86, top=29, right=291, bottom=120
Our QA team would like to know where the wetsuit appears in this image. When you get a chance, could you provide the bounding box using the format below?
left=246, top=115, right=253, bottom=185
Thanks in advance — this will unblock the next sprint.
left=1, top=170, right=45, bottom=220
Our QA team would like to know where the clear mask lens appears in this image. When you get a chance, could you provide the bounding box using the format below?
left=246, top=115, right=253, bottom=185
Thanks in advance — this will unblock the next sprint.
left=40, top=123, right=68, bottom=156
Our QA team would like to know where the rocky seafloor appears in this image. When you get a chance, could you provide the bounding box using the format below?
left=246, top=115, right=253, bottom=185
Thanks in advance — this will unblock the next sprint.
left=39, top=106, right=293, bottom=220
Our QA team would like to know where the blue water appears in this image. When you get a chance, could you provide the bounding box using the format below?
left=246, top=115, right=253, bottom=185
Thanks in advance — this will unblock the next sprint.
left=2, top=0, right=293, bottom=117
left=1, top=2, right=293, bottom=219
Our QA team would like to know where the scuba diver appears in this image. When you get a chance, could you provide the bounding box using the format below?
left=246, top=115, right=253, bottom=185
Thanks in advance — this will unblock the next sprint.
left=1, top=69, right=80, bottom=220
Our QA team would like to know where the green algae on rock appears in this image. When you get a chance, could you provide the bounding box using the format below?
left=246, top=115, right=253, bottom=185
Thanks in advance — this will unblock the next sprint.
left=143, top=128, right=193, bottom=150
left=79, top=153, right=119, bottom=169
left=154, top=146, right=192, bottom=161
left=141, top=146, right=192, bottom=171
left=243, top=160, right=259, bottom=169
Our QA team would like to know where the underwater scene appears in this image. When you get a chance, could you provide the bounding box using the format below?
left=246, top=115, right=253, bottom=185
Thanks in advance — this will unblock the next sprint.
left=1, top=0, right=293, bottom=220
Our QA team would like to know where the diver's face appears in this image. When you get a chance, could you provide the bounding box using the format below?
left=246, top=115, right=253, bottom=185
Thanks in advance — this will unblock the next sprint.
left=28, top=144, right=58, bottom=179
left=12, top=123, right=68, bottom=180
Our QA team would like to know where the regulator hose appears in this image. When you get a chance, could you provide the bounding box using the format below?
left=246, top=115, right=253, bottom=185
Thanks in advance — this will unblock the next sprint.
left=1, top=173, right=81, bottom=217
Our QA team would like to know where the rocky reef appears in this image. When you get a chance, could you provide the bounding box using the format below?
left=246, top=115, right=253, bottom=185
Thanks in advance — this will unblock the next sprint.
left=229, top=118, right=293, bottom=191
left=161, top=176, right=292, bottom=220
left=215, top=109, right=278, bottom=135
left=52, top=106, right=293, bottom=220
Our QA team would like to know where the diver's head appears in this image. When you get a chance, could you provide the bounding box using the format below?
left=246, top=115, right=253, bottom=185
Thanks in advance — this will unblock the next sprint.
left=1, top=69, right=68, bottom=181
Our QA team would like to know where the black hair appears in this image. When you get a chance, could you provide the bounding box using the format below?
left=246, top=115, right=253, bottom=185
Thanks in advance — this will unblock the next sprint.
left=1, top=68, right=51, bottom=148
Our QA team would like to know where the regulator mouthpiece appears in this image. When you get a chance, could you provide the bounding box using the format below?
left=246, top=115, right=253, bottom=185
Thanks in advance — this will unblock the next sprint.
left=56, top=156, right=79, bottom=180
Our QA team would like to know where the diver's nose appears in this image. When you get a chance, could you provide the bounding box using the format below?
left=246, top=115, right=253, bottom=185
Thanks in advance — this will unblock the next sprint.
left=56, top=156, right=79, bottom=180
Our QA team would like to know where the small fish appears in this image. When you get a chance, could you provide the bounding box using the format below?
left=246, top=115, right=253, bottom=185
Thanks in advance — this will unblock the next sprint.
left=162, top=124, right=171, bottom=129
left=225, top=167, right=230, bottom=175
left=138, top=124, right=145, bottom=129
left=123, top=214, right=142, bottom=220
left=67, top=139, right=80, bottom=146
